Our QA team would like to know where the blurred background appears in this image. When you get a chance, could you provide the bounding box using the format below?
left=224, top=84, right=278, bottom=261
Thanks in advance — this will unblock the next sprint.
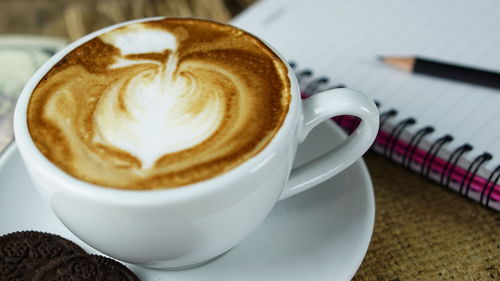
left=0, top=0, right=253, bottom=40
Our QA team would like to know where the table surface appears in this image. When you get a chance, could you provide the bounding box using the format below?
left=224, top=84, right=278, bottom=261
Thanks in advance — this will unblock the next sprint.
left=0, top=0, right=498, bottom=280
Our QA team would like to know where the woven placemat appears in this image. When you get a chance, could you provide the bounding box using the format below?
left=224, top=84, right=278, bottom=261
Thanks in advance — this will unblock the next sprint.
left=1, top=0, right=498, bottom=280
left=355, top=152, right=499, bottom=281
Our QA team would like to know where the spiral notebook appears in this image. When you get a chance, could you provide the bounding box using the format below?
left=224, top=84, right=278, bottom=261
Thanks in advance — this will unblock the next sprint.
left=232, top=0, right=500, bottom=211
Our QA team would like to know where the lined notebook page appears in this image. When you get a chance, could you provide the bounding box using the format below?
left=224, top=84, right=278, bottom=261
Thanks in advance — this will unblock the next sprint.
left=232, top=0, right=500, bottom=175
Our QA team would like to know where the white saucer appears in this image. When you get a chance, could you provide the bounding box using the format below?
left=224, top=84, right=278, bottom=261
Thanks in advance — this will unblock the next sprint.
left=0, top=122, right=374, bottom=281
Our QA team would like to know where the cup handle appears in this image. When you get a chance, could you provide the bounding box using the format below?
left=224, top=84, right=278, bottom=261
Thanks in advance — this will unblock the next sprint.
left=279, top=88, right=379, bottom=200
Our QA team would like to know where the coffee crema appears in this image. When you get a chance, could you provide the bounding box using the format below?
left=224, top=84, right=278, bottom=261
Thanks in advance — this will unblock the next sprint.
left=27, top=18, right=290, bottom=190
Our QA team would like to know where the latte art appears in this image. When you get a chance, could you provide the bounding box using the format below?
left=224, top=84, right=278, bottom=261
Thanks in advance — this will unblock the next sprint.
left=95, top=25, right=225, bottom=169
left=28, top=18, right=290, bottom=190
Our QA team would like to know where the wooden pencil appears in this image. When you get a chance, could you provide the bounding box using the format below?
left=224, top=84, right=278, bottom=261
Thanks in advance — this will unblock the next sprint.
left=380, top=56, right=500, bottom=90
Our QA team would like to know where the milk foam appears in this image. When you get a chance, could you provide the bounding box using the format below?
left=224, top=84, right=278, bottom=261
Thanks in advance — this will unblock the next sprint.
left=95, top=24, right=224, bottom=169
left=100, top=25, right=177, bottom=55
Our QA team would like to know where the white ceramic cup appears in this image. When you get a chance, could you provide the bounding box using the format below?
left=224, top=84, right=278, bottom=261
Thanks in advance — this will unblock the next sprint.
left=13, top=17, right=379, bottom=270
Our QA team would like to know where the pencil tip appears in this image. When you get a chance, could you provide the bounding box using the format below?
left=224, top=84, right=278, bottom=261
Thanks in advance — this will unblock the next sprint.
left=380, top=56, right=414, bottom=71
left=376, top=56, right=385, bottom=61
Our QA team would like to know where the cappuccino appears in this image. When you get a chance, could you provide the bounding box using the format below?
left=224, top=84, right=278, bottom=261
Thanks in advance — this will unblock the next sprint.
left=27, top=18, right=290, bottom=190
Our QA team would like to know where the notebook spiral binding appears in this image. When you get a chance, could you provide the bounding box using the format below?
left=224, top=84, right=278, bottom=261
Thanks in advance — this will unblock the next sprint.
left=290, top=62, right=500, bottom=211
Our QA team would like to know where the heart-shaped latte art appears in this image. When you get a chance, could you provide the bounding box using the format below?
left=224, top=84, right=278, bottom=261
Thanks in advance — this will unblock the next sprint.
left=94, top=26, right=227, bottom=169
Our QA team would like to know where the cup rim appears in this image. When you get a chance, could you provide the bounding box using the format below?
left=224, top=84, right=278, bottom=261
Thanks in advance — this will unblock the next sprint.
left=13, top=16, right=301, bottom=203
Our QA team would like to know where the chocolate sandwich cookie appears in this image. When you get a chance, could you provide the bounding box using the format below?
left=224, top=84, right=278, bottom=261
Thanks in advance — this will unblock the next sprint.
left=34, top=254, right=141, bottom=281
left=0, top=231, right=86, bottom=281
